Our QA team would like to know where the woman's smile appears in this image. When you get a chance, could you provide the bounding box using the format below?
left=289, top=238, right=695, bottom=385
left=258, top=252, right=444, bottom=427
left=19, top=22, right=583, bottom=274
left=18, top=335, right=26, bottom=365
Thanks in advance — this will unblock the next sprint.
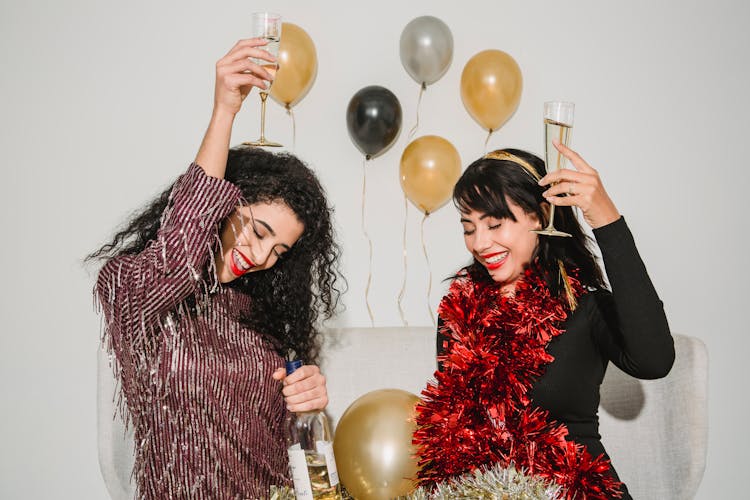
left=481, top=251, right=509, bottom=270
left=229, top=248, right=255, bottom=276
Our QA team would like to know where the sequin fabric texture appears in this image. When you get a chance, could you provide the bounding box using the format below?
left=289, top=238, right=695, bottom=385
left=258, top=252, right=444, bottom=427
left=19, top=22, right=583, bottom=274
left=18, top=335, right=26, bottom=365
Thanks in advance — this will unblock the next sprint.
left=96, top=164, right=290, bottom=499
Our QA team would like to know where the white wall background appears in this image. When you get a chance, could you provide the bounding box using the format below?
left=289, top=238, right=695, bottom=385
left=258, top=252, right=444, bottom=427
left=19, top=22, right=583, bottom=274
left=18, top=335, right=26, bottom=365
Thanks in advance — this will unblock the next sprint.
left=1, top=0, right=747, bottom=497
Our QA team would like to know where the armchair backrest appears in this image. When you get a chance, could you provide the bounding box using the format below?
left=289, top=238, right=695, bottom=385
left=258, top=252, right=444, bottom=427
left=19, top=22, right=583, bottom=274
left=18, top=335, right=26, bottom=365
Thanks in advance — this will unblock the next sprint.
left=320, top=327, right=437, bottom=427
left=96, top=348, right=135, bottom=500
left=599, top=334, right=708, bottom=499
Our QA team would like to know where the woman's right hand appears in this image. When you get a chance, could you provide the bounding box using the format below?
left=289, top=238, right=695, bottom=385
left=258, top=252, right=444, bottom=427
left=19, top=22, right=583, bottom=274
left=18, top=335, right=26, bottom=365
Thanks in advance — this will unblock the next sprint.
left=213, top=38, right=276, bottom=117
left=195, top=39, right=276, bottom=177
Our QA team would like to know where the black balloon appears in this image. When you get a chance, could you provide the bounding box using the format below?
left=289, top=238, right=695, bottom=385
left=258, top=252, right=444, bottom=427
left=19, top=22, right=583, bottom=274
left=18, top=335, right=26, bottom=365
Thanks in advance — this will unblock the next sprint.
left=346, top=86, right=403, bottom=159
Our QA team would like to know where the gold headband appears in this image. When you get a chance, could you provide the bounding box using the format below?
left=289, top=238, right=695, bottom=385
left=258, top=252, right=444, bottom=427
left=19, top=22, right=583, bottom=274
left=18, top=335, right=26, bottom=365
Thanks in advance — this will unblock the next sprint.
left=483, top=150, right=542, bottom=182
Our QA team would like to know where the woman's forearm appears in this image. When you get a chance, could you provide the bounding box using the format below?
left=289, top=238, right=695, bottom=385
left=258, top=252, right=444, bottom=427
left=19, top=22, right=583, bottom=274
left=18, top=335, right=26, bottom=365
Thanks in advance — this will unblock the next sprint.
left=195, top=107, right=236, bottom=179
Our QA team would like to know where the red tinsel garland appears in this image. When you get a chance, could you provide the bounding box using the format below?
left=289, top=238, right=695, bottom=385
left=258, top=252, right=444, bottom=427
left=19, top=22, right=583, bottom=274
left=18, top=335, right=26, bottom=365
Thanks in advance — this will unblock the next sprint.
left=412, top=266, right=623, bottom=499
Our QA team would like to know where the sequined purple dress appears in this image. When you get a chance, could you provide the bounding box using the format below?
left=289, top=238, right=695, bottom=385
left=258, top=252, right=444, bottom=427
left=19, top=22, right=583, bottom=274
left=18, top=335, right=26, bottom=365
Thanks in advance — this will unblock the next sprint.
left=96, top=164, right=290, bottom=499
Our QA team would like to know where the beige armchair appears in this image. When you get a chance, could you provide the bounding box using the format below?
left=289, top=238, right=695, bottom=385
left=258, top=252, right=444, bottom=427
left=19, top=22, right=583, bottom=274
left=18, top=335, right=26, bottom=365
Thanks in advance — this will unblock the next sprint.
left=98, top=329, right=707, bottom=499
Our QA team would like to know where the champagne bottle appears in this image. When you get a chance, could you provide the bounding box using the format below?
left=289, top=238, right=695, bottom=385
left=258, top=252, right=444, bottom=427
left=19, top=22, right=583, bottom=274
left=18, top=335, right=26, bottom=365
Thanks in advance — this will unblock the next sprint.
left=285, top=360, right=342, bottom=500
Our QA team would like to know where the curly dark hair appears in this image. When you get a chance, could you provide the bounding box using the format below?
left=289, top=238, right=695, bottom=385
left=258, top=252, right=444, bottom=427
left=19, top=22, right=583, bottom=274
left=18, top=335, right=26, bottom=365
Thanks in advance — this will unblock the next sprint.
left=452, top=148, right=605, bottom=297
left=87, top=147, right=343, bottom=364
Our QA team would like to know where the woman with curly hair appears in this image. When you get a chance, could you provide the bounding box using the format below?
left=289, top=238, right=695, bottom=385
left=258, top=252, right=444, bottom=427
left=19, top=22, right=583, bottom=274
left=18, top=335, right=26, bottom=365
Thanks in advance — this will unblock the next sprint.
left=413, top=145, right=674, bottom=499
left=89, top=39, right=341, bottom=499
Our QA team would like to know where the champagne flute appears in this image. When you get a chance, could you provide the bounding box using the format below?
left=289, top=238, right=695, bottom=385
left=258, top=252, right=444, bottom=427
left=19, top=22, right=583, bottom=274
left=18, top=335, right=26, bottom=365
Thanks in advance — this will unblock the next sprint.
left=243, top=12, right=282, bottom=147
left=533, top=101, right=575, bottom=237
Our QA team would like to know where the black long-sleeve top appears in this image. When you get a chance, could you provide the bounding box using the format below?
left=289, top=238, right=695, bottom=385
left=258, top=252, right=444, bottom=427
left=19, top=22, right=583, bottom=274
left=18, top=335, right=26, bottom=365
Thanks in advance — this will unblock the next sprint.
left=436, top=217, right=675, bottom=493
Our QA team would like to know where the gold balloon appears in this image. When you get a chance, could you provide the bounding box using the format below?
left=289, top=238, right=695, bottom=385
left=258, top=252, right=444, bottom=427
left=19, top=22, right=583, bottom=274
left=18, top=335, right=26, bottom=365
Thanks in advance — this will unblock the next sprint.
left=460, top=49, right=523, bottom=132
left=400, top=135, right=461, bottom=215
left=333, top=389, right=421, bottom=500
left=270, top=23, right=318, bottom=109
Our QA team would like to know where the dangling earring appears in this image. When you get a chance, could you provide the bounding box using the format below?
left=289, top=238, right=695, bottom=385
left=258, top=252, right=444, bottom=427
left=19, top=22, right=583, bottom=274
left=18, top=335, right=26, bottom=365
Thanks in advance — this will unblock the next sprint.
left=558, top=260, right=578, bottom=311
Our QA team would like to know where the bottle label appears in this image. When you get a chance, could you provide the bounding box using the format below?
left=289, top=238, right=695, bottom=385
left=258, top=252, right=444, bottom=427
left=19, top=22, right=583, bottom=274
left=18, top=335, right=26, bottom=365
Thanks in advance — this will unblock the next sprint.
left=316, top=440, right=339, bottom=486
left=288, top=444, right=314, bottom=500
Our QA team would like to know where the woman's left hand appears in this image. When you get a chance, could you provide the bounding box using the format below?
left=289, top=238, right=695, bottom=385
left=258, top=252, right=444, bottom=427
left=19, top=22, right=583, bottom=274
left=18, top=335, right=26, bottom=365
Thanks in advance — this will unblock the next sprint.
left=272, top=364, right=329, bottom=412
left=538, top=141, right=621, bottom=229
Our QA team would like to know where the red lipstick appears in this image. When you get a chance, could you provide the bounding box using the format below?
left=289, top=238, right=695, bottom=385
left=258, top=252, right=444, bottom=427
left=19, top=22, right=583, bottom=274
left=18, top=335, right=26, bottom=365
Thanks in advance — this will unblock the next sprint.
left=481, top=251, right=508, bottom=271
left=229, top=249, right=255, bottom=277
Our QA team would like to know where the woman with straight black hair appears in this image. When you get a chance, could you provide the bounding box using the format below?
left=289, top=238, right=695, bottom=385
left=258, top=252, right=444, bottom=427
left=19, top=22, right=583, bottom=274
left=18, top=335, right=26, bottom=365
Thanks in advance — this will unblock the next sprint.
left=413, top=144, right=674, bottom=499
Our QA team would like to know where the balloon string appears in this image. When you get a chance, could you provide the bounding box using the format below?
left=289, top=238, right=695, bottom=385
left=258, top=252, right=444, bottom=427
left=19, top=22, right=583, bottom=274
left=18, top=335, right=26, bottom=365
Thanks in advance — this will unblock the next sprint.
left=421, top=212, right=436, bottom=326
left=397, top=193, right=409, bottom=327
left=287, top=106, right=297, bottom=151
left=484, top=128, right=493, bottom=153
left=361, top=157, right=375, bottom=327
left=407, top=83, right=426, bottom=141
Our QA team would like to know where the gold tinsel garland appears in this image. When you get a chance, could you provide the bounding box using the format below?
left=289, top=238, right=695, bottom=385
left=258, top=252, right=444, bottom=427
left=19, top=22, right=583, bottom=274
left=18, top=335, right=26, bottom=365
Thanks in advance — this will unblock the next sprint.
left=404, top=462, right=565, bottom=500
left=271, top=463, right=564, bottom=499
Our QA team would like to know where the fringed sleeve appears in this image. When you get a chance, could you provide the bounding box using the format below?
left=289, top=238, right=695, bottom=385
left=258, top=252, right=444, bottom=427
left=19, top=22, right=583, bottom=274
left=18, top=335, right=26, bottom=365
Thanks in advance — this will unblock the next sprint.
left=95, top=163, right=241, bottom=387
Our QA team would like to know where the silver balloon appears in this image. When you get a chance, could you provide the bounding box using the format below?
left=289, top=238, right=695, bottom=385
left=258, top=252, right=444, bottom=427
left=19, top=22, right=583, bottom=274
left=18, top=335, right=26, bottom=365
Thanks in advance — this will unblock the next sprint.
left=399, top=16, right=453, bottom=86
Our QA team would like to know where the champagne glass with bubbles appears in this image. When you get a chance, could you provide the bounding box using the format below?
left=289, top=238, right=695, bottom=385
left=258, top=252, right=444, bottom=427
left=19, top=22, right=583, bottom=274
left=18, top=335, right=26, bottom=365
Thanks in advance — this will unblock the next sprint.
left=243, top=12, right=282, bottom=147
left=534, top=101, right=574, bottom=237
